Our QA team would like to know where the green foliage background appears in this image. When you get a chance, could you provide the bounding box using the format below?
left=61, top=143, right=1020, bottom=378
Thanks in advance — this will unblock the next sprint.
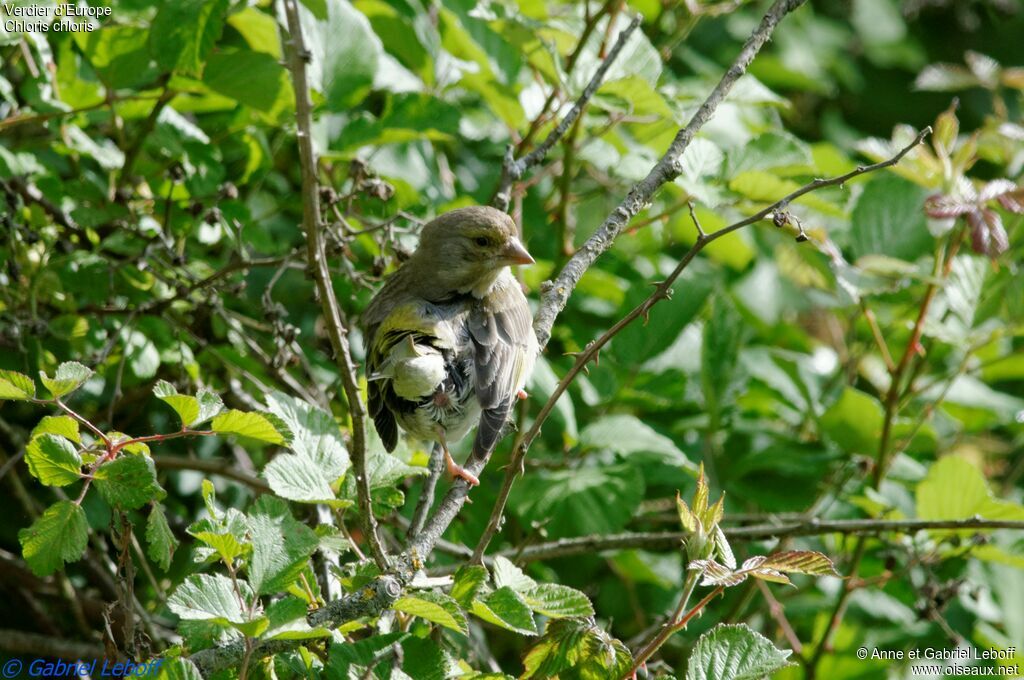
left=1, top=0, right=1023, bottom=677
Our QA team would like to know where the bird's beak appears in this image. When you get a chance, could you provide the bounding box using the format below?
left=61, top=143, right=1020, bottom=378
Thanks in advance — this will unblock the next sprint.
left=502, top=237, right=535, bottom=266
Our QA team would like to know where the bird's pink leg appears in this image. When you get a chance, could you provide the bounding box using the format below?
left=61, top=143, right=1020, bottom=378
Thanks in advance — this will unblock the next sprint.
left=437, top=427, right=479, bottom=487
left=517, top=389, right=528, bottom=400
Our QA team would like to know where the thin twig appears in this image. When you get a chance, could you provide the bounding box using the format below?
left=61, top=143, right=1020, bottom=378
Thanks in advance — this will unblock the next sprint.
left=280, top=0, right=389, bottom=569
left=407, top=443, right=445, bottom=539
left=492, top=14, right=642, bottom=211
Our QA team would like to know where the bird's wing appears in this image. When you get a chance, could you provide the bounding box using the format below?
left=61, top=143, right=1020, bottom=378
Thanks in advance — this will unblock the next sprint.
left=366, top=301, right=460, bottom=452
left=468, top=275, right=535, bottom=458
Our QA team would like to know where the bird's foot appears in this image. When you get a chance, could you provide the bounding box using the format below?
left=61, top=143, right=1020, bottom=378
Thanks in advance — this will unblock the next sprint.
left=517, top=389, right=529, bottom=400
left=444, top=452, right=480, bottom=487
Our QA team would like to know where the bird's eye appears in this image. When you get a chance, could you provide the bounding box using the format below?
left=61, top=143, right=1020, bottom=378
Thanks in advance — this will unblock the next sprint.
left=474, top=236, right=490, bottom=247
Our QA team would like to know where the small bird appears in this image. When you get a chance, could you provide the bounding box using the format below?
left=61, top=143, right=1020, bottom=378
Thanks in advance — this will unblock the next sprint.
left=362, top=206, right=537, bottom=486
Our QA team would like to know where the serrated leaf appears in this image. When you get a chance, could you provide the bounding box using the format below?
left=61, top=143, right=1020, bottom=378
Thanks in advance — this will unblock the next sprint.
left=95, top=455, right=166, bottom=509
left=0, top=369, right=35, bottom=400
left=686, top=624, right=794, bottom=680
left=522, top=619, right=591, bottom=678
left=522, top=619, right=631, bottom=679
left=715, top=525, right=737, bottom=570
left=25, top=434, right=82, bottom=487
left=190, top=529, right=246, bottom=565
left=187, top=509, right=250, bottom=565
left=264, top=391, right=349, bottom=479
left=31, top=415, right=80, bottom=443
left=761, top=551, right=838, bottom=577
left=18, top=500, right=89, bottom=576
left=451, top=565, right=488, bottom=608
left=248, top=496, right=319, bottom=595
left=492, top=555, right=536, bottom=592
left=677, top=493, right=698, bottom=533
left=740, top=556, right=791, bottom=586
left=916, top=456, right=1024, bottom=530
left=39, top=361, right=93, bottom=398
left=212, top=409, right=291, bottom=445
left=154, top=380, right=224, bottom=427
left=146, top=504, right=178, bottom=571
left=689, top=559, right=749, bottom=587
left=522, top=584, right=594, bottom=618
left=150, top=0, right=227, bottom=76
left=168, top=573, right=260, bottom=630
left=471, top=587, right=537, bottom=635
left=393, top=590, right=468, bottom=634
left=512, top=464, right=644, bottom=538
left=264, top=453, right=350, bottom=507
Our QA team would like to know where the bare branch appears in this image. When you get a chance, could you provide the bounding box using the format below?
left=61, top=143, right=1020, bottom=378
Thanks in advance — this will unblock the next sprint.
left=492, top=14, right=642, bottom=212
left=280, top=0, right=388, bottom=569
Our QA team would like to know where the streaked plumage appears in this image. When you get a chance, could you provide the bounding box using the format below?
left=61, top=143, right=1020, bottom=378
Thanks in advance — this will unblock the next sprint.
left=362, top=206, right=537, bottom=485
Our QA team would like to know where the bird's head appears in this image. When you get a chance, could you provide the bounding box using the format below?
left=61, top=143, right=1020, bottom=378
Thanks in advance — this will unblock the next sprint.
left=412, top=206, right=534, bottom=296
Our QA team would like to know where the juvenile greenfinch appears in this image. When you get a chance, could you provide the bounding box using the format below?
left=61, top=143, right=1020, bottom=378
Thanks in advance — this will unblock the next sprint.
left=362, top=206, right=537, bottom=486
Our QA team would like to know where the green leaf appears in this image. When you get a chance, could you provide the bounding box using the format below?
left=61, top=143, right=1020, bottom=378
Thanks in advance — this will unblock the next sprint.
left=75, top=25, right=158, bottom=89
left=850, top=174, right=933, bottom=261
left=31, top=415, right=80, bottom=443
left=187, top=509, right=250, bottom=565
left=702, top=297, right=745, bottom=420
left=25, top=434, right=82, bottom=487
left=470, top=587, right=537, bottom=636
left=227, top=7, right=282, bottom=59
left=725, top=131, right=812, bottom=175
left=247, top=496, right=319, bottom=595
left=299, top=0, right=383, bottom=110
left=451, top=565, right=488, bottom=608
left=153, top=658, right=203, bottom=680
left=146, top=504, right=178, bottom=571
left=18, top=500, right=89, bottom=577
left=0, top=369, right=35, bottom=400
left=820, top=387, right=885, bottom=455
left=513, top=464, right=644, bottom=538
left=264, top=392, right=349, bottom=479
left=685, top=624, right=794, bottom=680
left=211, top=409, right=291, bottom=445
left=916, top=456, right=1024, bottom=528
left=150, top=0, right=227, bottom=76
left=393, top=590, right=468, bottom=634
left=522, top=619, right=631, bottom=679
left=190, top=526, right=246, bottom=565
left=761, top=550, right=839, bottom=577
left=202, top=48, right=294, bottom=118
left=168, top=573, right=263, bottom=632
left=95, top=455, right=167, bottom=509
left=39, top=361, right=93, bottom=399
left=492, top=555, right=537, bottom=592
left=613, top=260, right=715, bottom=366
left=154, top=380, right=224, bottom=427
left=264, top=453, right=350, bottom=507
left=580, top=415, right=695, bottom=472
left=522, top=584, right=595, bottom=619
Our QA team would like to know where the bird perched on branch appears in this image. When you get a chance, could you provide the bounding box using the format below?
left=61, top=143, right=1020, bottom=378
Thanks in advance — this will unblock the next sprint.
left=362, top=206, right=537, bottom=486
